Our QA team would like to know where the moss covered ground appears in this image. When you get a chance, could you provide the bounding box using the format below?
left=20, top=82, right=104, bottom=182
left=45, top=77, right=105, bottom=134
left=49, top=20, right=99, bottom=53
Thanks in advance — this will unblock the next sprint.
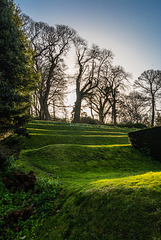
left=3, top=121, right=161, bottom=239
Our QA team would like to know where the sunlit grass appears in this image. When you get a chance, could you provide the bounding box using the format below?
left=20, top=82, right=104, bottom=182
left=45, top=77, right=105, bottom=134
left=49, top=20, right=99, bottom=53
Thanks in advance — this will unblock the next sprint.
left=14, top=121, right=161, bottom=240
left=29, top=133, right=126, bottom=137
left=22, top=122, right=161, bottom=191
left=24, top=135, right=129, bottom=150
left=90, top=172, right=161, bottom=191
left=18, top=142, right=161, bottom=192
left=27, top=128, right=127, bottom=135
left=85, top=144, right=131, bottom=147
left=15, top=121, right=161, bottom=239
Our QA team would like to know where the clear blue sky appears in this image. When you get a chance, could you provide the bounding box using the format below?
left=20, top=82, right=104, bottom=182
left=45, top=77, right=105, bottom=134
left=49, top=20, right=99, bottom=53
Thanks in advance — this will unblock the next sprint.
left=15, top=0, right=161, bottom=83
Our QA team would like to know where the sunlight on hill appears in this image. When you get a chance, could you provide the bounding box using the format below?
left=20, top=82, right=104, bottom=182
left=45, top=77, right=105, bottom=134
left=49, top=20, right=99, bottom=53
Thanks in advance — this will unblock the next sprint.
left=13, top=121, right=161, bottom=239
left=91, top=172, right=161, bottom=190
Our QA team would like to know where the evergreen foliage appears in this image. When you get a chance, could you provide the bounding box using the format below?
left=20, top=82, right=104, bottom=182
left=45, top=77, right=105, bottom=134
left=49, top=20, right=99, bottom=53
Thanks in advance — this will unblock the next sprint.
left=0, top=0, right=37, bottom=139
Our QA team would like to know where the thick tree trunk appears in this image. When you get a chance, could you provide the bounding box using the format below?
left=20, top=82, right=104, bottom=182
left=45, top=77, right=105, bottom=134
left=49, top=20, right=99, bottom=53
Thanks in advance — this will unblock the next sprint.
left=99, top=106, right=104, bottom=124
left=73, top=94, right=81, bottom=123
left=44, top=101, right=50, bottom=120
left=151, top=94, right=155, bottom=127
left=74, top=99, right=81, bottom=123
left=39, top=99, right=50, bottom=120
left=40, top=108, right=45, bottom=120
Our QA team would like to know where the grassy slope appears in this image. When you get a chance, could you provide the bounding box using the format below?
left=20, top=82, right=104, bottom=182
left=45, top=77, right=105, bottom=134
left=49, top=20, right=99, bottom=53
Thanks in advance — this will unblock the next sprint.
left=17, top=121, right=161, bottom=240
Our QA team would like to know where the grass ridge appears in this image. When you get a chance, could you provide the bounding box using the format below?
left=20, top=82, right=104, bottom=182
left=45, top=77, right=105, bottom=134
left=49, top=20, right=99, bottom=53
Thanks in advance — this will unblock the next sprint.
left=14, top=121, right=161, bottom=239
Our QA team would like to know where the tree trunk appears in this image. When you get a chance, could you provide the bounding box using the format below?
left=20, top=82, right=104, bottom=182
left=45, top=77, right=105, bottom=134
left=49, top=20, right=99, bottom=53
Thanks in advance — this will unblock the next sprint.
left=151, top=94, right=155, bottom=127
left=73, top=94, right=81, bottom=123
left=99, top=112, right=104, bottom=124
left=90, top=104, right=94, bottom=119
left=112, top=101, right=117, bottom=125
left=39, top=97, right=44, bottom=119
left=53, top=103, right=56, bottom=120
left=98, top=104, right=104, bottom=124
left=40, top=108, right=45, bottom=120
left=44, top=101, right=50, bottom=120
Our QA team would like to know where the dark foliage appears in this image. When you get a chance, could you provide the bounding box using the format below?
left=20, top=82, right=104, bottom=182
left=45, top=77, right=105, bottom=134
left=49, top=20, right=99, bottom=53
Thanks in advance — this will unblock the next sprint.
left=4, top=207, right=35, bottom=232
left=128, top=126, right=161, bottom=161
left=3, top=170, right=36, bottom=192
left=0, top=135, right=24, bottom=169
left=79, top=117, right=100, bottom=125
left=0, top=0, right=37, bottom=142
left=0, top=172, right=59, bottom=239
left=118, top=122, right=147, bottom=129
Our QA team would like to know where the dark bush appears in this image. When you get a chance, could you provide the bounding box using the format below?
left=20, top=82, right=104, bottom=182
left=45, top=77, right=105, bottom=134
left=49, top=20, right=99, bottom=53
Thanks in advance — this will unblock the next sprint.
left=79, top=117, right=100, bottom=125
left=3, top=170, right=36, bottom=192
left=0, top=136, right=23, bottom=169
left=1, top=135, right=24, bottom=148
left=128, top=126, right=161, bottom=161
left=4, top=207, right=35, bottom=232
left=118, top=122, right=147, bottom=129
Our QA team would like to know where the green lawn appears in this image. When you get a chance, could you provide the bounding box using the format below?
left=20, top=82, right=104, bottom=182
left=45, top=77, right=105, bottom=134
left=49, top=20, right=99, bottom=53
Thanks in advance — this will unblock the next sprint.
left=14, top=121, right=161, bottom=239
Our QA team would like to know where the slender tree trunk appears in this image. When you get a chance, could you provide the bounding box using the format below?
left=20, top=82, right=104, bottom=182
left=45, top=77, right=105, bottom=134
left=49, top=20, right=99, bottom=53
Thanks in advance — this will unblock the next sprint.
left=151, top=94, right=155, bottom=127
left=53, top=103, right=56, bottom=120
left=112, top=101, right=117, bottom=125
left=90, top=103, right=94, bottom=119
left=74, top=66, right=82, bottom=123
left=111, top=90, right=117, bottom=125
left=98, top=102, right=104, bottom=124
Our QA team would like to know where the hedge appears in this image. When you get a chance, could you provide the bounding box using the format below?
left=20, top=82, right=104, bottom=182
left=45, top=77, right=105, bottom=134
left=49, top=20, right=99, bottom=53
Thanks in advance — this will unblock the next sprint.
left=128, top=127, right=161, bottom=161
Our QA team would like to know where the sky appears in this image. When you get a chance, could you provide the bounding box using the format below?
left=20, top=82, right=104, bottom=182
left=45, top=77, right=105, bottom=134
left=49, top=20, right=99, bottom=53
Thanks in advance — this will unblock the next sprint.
left=14, top=0, right=161, bottom=84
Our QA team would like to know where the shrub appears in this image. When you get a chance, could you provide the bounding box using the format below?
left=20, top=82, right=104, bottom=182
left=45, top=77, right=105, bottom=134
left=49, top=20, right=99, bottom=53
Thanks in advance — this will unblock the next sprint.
left=117, top=122, right=147, bottom=129
left=128, top=126, right=161, bottom=161
left=0, top=173, right=59, bottom=239
left=79, top=117, right=100, bottom=125
left=0, top=135, right=23, bottom=169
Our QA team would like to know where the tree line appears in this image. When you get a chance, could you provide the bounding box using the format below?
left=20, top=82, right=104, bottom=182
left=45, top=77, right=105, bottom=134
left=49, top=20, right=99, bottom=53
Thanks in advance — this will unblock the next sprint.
left=1, top=0, right=161, bottom=144
left=22, top=14, right=161, bottom=127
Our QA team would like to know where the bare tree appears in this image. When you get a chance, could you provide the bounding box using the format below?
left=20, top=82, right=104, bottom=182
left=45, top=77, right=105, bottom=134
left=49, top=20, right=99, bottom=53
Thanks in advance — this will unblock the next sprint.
left=73, top=36, right=113, bottom=123
left=101, top=66, right=131, bottom=125
left=134, top=69, right=161, bottom=127
left=85, top=89, right=111, bottom=124
left=85, top=67, right=111, bottom=124
left=23, top=15, right=76, bottom=120
left=118, top=91, right=149, bottom=123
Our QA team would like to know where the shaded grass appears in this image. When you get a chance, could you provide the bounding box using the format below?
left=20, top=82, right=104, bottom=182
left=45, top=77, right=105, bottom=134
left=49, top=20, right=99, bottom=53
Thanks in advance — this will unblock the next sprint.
left=27, top=121, right=133, bottom=133
left=34, top=186, right=161, bottom=240
left=18, top=144, right=161, bottom=181
left=25, top=121, right=132, bottom=150
left=24, top=134, right=129, bottom=149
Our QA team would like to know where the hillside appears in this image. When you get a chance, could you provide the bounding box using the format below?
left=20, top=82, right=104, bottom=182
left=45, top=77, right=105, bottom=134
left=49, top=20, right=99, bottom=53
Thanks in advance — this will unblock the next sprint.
left=2, top=121, right=161, bottom=239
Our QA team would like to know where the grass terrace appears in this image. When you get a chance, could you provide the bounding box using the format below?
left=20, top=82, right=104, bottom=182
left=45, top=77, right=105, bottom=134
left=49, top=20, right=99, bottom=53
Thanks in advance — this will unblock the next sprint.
left=3, top=120, right=161, bottom=239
